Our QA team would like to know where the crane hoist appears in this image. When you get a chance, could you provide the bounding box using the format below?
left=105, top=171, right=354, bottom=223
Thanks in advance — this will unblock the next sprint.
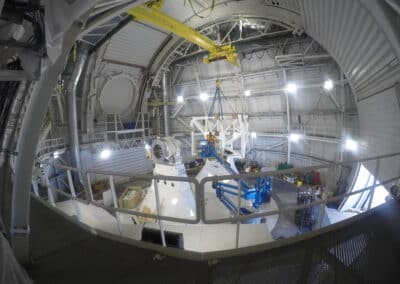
left=128, top=0, right=238, bottom=65
left=208, top=80, right=224, bottom=119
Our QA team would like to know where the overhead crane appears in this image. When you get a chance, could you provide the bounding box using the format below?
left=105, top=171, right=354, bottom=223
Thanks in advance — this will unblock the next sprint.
left=128, top=0, right=238, bottom=65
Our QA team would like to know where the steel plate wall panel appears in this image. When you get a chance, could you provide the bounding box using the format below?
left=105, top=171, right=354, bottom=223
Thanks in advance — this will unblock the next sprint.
left=91, top=147, right=151, bottom=174
left=104, top=22, right=167, bottom=67
left=357, top=87, right=400, bottom=181
left=301, top=0, right=400, bottom=100
left=81, top=147, right=152, bottom=184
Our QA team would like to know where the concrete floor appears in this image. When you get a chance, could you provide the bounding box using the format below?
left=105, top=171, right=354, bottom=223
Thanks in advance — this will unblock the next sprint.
left=270, top=178, right=330, bottom=239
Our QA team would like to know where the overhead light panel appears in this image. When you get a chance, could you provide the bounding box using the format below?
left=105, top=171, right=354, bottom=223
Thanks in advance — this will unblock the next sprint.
left=324, top=79, right=334, bottom=91
left=286, top=83, right=297, bottom=94
left=344, top=138, right=358, bottom=152
left=199, top=92, right=208, bottom=101
left=100, top=149, right=111, bottom=160
left=289, top=133, right=302, bottom=142
left=244, top=90, right=251, bottom=97
left=177, top=95, right=184, bottom=103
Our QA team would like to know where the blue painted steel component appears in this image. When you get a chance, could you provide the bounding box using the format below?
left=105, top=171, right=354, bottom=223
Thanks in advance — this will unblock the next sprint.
left=200, top=141, right=249, bottom=189
left=200, top=141, right=271, bottom=214
left=214, top=176, right=271, bottom=209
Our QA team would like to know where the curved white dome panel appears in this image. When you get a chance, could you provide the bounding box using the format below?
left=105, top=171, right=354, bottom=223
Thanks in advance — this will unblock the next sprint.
left=100, top=76, right=136, bottom=115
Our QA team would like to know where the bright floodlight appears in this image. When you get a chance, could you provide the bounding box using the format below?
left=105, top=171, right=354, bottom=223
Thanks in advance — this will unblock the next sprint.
left=53, top=151, right=60, bottom=159
left=244, top=90, right=251, bottom=97
left=289, top=133, right=302, bottom=142
left=144, top=143, right=151, bottom=150
left=177, top=95, right=184, bottom=103
left=100, top=149, right=111, bottom=160
left=345, top=138, right=358, bottom=152
left=324, top=79, right=334, bottom=91
left=286, top=83, right=297, bottom=94
left=250, top=132, right=257, bottom=139
left=199, top=92, right=208, bottom=101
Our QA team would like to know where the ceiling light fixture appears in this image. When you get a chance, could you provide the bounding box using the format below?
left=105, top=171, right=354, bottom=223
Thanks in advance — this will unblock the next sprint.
left=286, top=83, right=297, bottom=94
left=244, top=90, right=251, bottom=97
left=100, top=149, right=111, bottom=160
left=289, top=133, right=302, bottom=142
left=199, top=92, right=208, bottom=101
left=177, top=95, right=184, bottom=103
left=250, top=132, right=257, bottom=139
left=344, top=138, right=358, bottom=152
left=324, top=79, right=334, bottom=91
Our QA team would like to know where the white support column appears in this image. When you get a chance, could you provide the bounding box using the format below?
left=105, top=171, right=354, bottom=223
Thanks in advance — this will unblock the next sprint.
left=283, top=69, right=291, bottom=164
left=162, top=72, right=170, bottom=137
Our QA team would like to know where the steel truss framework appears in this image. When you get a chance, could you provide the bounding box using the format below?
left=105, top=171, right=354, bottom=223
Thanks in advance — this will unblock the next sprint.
left=152, top=18, right=297, bottom=87
left=190, top=115, right=249, bottom=158
left=166, top=27, right=344, bottom=166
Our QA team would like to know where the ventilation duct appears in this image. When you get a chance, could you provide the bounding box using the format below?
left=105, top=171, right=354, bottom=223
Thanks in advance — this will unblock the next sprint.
left=67, top=42, right=89, bottom=174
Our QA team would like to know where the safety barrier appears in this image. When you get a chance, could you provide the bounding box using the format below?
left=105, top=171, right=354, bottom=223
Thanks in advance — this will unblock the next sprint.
left=33, top=151, right=400, bottom=258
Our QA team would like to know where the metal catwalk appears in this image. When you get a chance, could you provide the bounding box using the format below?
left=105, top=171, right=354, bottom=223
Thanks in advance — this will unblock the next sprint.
left=27, top=197, right=400, bottom=284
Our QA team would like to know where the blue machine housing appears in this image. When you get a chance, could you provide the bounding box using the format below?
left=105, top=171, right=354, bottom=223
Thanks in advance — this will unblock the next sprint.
left=200, top=141, right=271, bottom=215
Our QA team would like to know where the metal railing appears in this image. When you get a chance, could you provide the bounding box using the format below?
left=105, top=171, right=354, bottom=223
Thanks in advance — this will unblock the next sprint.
left=37, top=138, right=66, bottom=156
left=33, top=151, right=400, bottom=258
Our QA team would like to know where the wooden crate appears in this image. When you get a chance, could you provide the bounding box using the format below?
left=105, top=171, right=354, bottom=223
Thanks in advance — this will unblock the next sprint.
left=118, top=186, right=143, bottom=209
left=92, top=179, right=109, bottom=193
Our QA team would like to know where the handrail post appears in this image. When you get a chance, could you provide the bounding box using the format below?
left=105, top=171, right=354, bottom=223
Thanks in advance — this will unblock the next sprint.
left=66, top=170, right=77, bottom=197
left=154, top=179, right=166, bottom=247
left=367, top=159, right=380, bottom=210
left=85, top=172, right=94, bottom=202
left=317, top=167, right=329, bottom=229
left=44, top=175, right=55, bottom=207
left=194, top=182, right=204, bottom=222
left=67, top=169, right=81, bottom=221
left=109, top=175, right=122, bottom=235
left=235, top=182, right=242, bottom=248
left=80, top=169, right=92, bottom=203
left=32, top=179, right=40, bottom=197
left=317, top=196, right=326, bottom=229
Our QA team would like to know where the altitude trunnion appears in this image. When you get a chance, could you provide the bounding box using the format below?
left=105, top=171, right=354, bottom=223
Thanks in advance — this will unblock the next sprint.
left=138, top=137, right=196, bottom=221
